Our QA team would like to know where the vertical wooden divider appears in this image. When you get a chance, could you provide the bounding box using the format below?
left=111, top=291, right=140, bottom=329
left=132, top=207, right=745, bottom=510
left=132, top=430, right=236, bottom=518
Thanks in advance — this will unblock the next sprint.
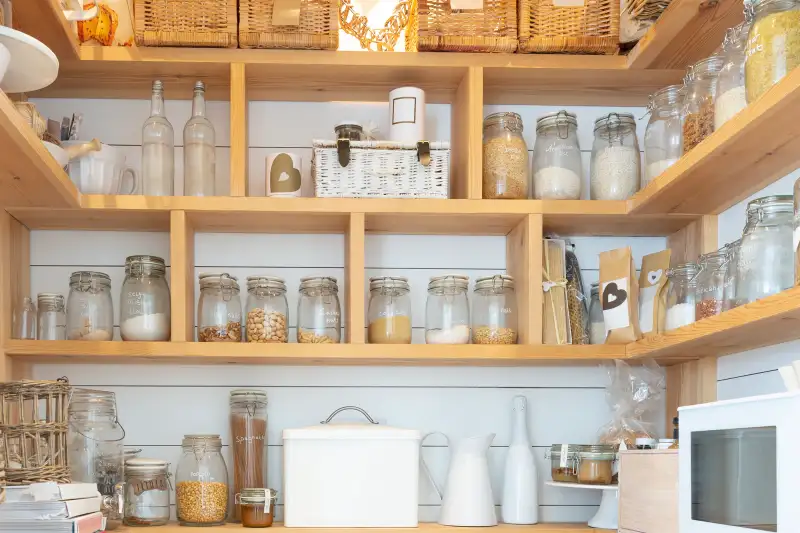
left=170, top=211, right=195, bottom=342
left=0, top=212, right=31, bottom=380
left=451, top=66, right=483, bottom=199
left=345, top=213, right=366, bottom=344
left=506, top=214, right=543, bottom=344
left=230, top=63, right=249, bottom=197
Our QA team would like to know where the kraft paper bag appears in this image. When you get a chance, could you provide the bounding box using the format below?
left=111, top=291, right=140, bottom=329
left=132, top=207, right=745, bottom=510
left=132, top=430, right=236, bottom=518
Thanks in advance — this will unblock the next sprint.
left=638, top=249, right=671, bottom=336
left=599, top=247, right=642, bottom=344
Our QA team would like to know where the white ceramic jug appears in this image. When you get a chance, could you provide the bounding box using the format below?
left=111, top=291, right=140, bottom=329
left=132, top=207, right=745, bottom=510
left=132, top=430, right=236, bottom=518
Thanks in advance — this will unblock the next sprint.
left=64, top=142, right=139, bottom=195
left=423, top=433, right=497, bottom=526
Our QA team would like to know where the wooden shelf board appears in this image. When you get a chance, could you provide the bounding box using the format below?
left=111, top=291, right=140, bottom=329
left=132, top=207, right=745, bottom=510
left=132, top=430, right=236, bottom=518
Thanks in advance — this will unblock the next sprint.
left=5, top=341, right=625, bottom=366
left=629, top=66, right=800, bottom=215
left=10, top=0, right=79, bottom=61
left=114, top=524, right=608, bottom=533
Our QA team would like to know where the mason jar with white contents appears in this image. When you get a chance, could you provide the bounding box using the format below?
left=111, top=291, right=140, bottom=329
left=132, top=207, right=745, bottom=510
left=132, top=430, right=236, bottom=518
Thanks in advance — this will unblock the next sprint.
left=368, top=277, right=412, bottom=344
left=590, top=112, right=641, bottom=200
left=425, top=275, right=470, bottom=344
left=532, top=111, right=582, bottom=200
left=297, top=276, right=341, bottom=343
left=197, top=273, right=242, bottom=342
left=67, top=271, right=114, bottom=341
left=245, top=276, right=288, bottom=343
left=643, top=84, right=684, bottom=185
left=120, top=255, right=171, bottom=341
left=472, top=275, right=517, bottom=344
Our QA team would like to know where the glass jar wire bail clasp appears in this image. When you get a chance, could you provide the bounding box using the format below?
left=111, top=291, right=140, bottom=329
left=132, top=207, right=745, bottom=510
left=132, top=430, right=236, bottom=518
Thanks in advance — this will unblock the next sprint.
left=220, top=272, right=234, bottom=302
left=555, top=110, right=570, bottom=140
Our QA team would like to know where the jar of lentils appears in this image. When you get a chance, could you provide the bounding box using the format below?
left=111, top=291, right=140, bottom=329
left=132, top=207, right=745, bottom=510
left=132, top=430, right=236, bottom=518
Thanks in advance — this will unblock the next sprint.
left=472, top=275, right=517, bottom=344
left=532, top=111, right=582, bottom=200
left=297, top=276, right=341, bottom=343
left=425, top=274, right=470, bottom=344
left=67, top=271, right=114, bottom=341
left=197, top=273, right=242, bottom=342
left=245, top=276, right=288, bottom=343
left=175, top=435, right=228, bottom=526
left=37, top=293, right=66, bottom=340
left=123, top=458, right=171, bottom=527
left=368, top=277, right=412, bottom=344
left=590, top=112, right=641, bottom=200
left=482, top=112, right=529, bottom=199
left=120, top=255, right=170, bottom=341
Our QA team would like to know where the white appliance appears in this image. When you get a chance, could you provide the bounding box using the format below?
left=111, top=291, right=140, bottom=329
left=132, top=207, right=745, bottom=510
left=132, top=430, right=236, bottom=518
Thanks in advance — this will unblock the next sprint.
left=679, top=391, right=800, bottom=533
left=283, top=406, right=422, bottom=528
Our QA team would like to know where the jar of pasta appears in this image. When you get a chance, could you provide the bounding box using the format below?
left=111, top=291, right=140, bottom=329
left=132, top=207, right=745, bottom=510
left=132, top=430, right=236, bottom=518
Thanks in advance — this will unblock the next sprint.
left=482, top=112, right=529, bottom=199
left=745, top=0, right=800, bottom=103
left=683, top=56, right=725, bottom=154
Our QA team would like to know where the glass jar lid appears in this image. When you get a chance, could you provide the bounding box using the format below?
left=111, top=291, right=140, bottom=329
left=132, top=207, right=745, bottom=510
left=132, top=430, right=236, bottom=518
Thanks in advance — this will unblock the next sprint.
left=751, top=0, right=798, bottom=15
left=125, top=458, right=168, bottom=476
left=369, top=276, right=410, bottom=292
left=474, top=274, right=515, bottom=291
left=199, top=272, right=240, bottom=291
left=70, top=388, right=118, bottom=417
left=689, top=55, right=725, bottom=78
left=549, top=444, right=582, bottom=456
left=748, top=194, right=793, bottom=215
left=535, top=110, right=578, bottom=135
left=667, top=262, right=700, bottom=279
left=428, top=274, right=469, bottom=291
left=240, top=488, right=278, bottom=505
left=335, top=121, right=363, bottom=130
left=578, top=444, right=617, bottom=459
left=593, top=112, right=636, bottom=132
left=246, top=276, right=287, bottom=292
left=649, top=84, right=684, bottom=109
left=182, top=434, right=222, bottom=449
left=299, top=276, right=339, bottom=291
left=69, top=271, right=112, bottom=289
left=37, top=292, right=65, bottom=307
left=125, top=255, right=166, bottom=275
left=230, top=389, right=268, bottom=406
left=483, top=112, right=523, bottom=132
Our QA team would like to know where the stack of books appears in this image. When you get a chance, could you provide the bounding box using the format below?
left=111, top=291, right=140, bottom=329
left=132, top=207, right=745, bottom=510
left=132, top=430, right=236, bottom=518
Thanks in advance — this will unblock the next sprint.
left=0, top=482, right=105, bottom=533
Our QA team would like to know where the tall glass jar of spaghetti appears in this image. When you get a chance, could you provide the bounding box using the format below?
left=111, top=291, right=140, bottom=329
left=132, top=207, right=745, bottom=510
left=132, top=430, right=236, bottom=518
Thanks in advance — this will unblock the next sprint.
left=230, top=390, right=268, bottom=522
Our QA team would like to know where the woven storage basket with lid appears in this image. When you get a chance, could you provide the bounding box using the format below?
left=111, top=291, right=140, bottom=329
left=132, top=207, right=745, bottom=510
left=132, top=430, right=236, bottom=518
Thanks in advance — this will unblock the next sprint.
left=239, top=0, right=338, bottom=49
left=411, top=0, right=518, bottom=52
left=134, top=0, right=237, bottom=47
left=518, top=0, right=619, bottom=54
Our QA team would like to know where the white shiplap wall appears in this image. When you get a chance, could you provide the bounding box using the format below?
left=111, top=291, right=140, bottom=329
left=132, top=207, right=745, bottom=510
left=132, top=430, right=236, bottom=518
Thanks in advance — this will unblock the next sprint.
left=28, top=97, right=667, bottom=523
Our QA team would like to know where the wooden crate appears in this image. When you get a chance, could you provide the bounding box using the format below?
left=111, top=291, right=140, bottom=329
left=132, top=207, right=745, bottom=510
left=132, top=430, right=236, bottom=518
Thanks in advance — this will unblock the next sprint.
left=619, top=449, right=678, bottom=533
left=411, top=0, right=518, bottom=52
left=239, top=0, right=338, bottom=50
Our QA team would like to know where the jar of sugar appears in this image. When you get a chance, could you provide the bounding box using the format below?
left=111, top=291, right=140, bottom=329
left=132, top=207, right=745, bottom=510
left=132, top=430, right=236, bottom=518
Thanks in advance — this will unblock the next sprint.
left=665, top=262, right=700, bottom=331
left=532, top=111, right=583, bottom=200
left=120, top=255, right=171, bottom=341
left=67, top=271, right=114, bottom=341
left=590, top=112, right=641, bottom=201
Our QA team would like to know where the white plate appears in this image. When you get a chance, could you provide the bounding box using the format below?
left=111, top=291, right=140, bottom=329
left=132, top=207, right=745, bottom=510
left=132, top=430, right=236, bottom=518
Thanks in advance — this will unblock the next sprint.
left=0, top=26, right=59, bottom=93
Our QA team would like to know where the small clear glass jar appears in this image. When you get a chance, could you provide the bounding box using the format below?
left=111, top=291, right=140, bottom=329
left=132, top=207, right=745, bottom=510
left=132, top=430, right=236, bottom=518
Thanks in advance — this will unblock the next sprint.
left=745, top=0, right=800, bottom=103
left=67, top=271, right=114, bottom=341
left=532, top=111, right=583, bottom=200
left=197, top=273, right=242, bottom=342
left=230, top=390, right=268, bottom=522
left=725, top=203, right=760, bottom=310
left=482, top=112, right=529, bottom=199
left=368, top=277, right=412, bottom=344
left=335, top=122, right=364, bottom=141
left=425, top=275, right=470, bottom=344
left=297, top=276, right=341, bottom=343
left=643, top=84, right=684, bottom=185
left=548, top=444, right=580, bottom=483
left=694, top=247, right=730, bottom=320
left=175, top=435, right=229, bottom=526
left=588, top=283, right=605, bottom=344
left=683, top=56, right=725, bottom=154
left=735, top=195, right=794, bottom=304
left=715, top=22, right=750, bottom=130
left=472, top=275, right=517, bottom=344
left=13, top=296, right=36, bottom=340
left=37, top=293, right=65, bottom=340
left=665, top=262, right=700, bottom=331
left=245, top=276, right=288, bottom=343
left=577, top=445, right=616, bottom=485
left=123, top=458, right=171, bottom=527
left=590, top=112, right=641, bottom=200
left=236, top=488, right=277, bottom=528
left=120, top=255, right=171, bottom=341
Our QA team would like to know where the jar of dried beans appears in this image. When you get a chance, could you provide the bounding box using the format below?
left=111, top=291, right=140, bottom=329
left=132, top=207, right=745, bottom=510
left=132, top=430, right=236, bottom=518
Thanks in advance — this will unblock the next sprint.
left=175, top=435, right=229, bottom=526
left=682, top=56, right=724, bottom=154
left=590, top=112, right=641, bottom=200
left=482, top=112, right=529, bottom=199
left=548, top=444, right=580, bottom=483
left=644, top=84, right=684, bottom=185
left=532, top=111, right=582, bottom=200
left=368, top=277, right=412, bottom=344
left=665, top=262, right=699, bottom=331
left=198, top=273, right=242, bottom=342
left=246, top=276, right=288, bottom=343
left=694, top=247, right=730, bottom=321
left=426, top=274, right=470, bottom=344
left=67, top=271, right=114, bottom=341
left=297, top=276, right=341, bottom=343
left=715, top=22, right=750, bottom=131
left=472, top=275, right=517, bottom=344
left=745, top=0, right=800, bottom=103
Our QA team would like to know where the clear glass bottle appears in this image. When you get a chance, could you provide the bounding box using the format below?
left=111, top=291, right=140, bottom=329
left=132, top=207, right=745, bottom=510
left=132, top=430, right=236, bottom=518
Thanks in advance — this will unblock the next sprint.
left=123, top=458, right=171, bottom=527
left=682, top=56, right=725, bottom=154
left=175, top=435, right=229, bottom=526
left=532, top=111, right=583, bottom=200
left=197, top=273, right=242, bottom=342
left=37, top=293, right=66, bottom=340
left=68, top=388, right=125, bottom=530
left=184, top=81, right=216, bottom=197
left=13, top=296, right=37, bottom=340
left=745, top=0, right=800, bottom=103
left=67, top=271, right=114, bottom=341
left=735, top=194, right=794, bottom=304
left=245, top=276, right=288, bottom=343
left=472, top=274, right=517, bottom=344
left=482, top=112, right=529, bottom=199
left=297, top=276, right=341, bottom=343
left=230, top=390, right=268, bottom=522
left=715, top=22, right=750, bottom=131
left=588, top=283, right=605, bottom=344
left=665, top=262, right=700, bottom=330
left=425, top=274, right=470, bottom=344
left=694, top=247, right=730, bottom=320
left=142, top=80, right=175, bottom=196
left=590, top=112, right=641, bottom=200
left=368, top=277, right=412, bottom=344
left=120, top=255, right=170, bottom=341
left=644, top=84, right=684, bottom=185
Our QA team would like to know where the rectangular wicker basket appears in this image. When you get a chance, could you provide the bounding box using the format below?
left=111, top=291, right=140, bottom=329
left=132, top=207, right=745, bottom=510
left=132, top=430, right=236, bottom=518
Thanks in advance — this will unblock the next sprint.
left=518, top=0, right=619, bottom=54
left=312, top=140, right=450, bottom=198
left=134, top=0, right=237, bottom=47
left=239, top=0, right=338, bottom=49
left=410, top=0, right=518, bottom=53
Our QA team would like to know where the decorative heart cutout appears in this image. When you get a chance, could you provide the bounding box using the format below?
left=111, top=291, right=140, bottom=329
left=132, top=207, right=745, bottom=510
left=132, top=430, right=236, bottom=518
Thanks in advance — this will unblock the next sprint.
left=602, top=282, right=628, bottom=311
left=648, top=269, right=663, bottom=285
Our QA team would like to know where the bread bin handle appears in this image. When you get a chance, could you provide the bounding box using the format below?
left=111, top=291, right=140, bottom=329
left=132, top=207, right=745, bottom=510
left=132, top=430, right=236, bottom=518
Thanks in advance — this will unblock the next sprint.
left=321, top=406, right=378, bottom=425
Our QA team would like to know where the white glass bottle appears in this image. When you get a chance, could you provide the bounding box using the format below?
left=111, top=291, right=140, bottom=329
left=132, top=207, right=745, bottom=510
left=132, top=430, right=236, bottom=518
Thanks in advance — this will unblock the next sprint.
left=142, top=80, right=175, bottom=196
left=184, top=81, right=216, bottom=196
left=501, top=395, right=538, bottom=524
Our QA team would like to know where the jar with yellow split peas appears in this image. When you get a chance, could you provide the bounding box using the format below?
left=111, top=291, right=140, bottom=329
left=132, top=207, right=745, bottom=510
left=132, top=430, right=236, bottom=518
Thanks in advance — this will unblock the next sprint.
left=175, top=435, right=229, bottom=526
left=472, top=275, right=517, bottom=344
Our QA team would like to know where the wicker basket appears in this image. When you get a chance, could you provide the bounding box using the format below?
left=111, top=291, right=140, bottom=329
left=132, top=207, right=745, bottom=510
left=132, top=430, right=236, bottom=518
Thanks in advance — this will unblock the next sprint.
left=134, top=0, right=237, bottom=47
left=312, top=140, right=450, bottom=198
left=0, top=380, right=71, bottom=485
left=239, top=0, right=338, bottom=49
left=518, top=0, right=619, bottom=54
left=14, top=102, right=47, bottom=140
left=410, top=0, right=518, bottom=52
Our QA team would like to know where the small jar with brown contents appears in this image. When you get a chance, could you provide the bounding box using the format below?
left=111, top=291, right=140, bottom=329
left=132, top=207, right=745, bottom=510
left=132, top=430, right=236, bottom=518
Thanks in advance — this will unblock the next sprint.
left=236, top=488, right=277, bottom=528
left=297, top=276, right=341, bottom=343
left=548, top=444, right=580, bottom=483
left=694, top=247, right=730, bottom=321
left=197, top=273, right=242, bottom=342
left=472, top=275, right=517, bottom=344
left=246, top=276, right=288, bottom=343
left=682, top=56, right=725, bottom=154
left=482, top=112, right=529, bottom=199
left=577, top=445, right=616, bottom=485
left=368, top=277, right=412, bottom=344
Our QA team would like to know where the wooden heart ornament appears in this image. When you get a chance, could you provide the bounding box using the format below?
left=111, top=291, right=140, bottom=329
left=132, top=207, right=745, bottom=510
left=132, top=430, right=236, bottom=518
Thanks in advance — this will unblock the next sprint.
left=602, top=282, right=628, bottom=311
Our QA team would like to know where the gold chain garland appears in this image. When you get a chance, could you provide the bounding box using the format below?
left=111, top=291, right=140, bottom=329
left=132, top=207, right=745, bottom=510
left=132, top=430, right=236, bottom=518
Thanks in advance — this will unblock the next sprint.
left=339, top=0, right=413, bottom=51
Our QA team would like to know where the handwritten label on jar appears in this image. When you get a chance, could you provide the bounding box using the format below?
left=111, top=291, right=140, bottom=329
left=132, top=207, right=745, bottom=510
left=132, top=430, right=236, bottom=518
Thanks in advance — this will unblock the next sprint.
left=126, top=291, right=143, bottom=315
left=545, top=142, right=576, bottom=156
left=191, top=471, right=211, bottom=481
left=132, top=477, right=168, bottom=496
left=236, top=434, right=265, bottom=444
left=559, top=444, right=569, bottom=468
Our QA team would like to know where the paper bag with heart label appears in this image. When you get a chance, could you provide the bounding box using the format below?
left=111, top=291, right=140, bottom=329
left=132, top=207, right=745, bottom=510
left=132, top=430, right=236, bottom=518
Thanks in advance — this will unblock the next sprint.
left=599, top=247, right=642, bottom=344
left=638, top=249, right=671, bottom=336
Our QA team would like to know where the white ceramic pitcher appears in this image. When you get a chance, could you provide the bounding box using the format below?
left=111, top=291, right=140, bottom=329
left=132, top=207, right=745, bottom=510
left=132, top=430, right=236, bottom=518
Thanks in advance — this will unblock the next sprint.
left=423, top=433, right=497, bottom=526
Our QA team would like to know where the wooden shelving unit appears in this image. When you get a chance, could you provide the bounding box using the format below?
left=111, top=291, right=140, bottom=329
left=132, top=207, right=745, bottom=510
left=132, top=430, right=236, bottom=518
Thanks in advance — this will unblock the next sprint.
left=113, top=524, right=612, bottom=533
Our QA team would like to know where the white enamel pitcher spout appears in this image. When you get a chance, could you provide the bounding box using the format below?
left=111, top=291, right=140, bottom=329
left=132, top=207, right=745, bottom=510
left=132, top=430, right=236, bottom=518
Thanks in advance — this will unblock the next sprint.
left=422, top=433, right=497, bottom=526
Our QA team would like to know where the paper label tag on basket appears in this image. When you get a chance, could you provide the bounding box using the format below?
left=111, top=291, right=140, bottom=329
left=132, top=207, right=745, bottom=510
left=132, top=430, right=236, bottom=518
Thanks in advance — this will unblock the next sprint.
left=450, top=0, right=484, bottom=9
left=560, top=444, right=568, bottom=468
left=273, top=0, right=301, bottom=26
left=552, top=0, right=586, bottom=7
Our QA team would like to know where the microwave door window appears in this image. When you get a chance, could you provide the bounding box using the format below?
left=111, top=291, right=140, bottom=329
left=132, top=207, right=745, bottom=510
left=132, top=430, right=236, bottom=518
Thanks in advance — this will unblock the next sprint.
left=691, top=427, right=778, bottom=532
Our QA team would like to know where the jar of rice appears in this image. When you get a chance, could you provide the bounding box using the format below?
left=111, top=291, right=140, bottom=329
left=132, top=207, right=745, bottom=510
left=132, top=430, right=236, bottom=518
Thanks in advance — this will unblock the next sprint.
left=482, top=112, right=529, bottom=199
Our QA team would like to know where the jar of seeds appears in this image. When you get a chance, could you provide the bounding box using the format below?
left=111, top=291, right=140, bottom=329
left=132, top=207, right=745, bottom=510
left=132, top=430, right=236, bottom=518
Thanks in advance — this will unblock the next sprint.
left=472, top=275, right=517, bottom=344
left=197, top=273, right=242, bottom=342
left=297, top=276, right=341, bottom=343
left=682, top=56, right=725, bottom=154
left=745, top=0, right=800, bottom=103
left=175, top=435, right=228, bottom=526
left=482, top=112, right=529, bottom=199
left=246, top=276, right=288, bottom=343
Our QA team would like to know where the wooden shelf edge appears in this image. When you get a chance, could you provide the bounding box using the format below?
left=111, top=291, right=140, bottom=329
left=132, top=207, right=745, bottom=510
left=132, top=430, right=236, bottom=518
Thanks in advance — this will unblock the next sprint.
left=11, top=0, right=79, bottom=61
left=114, top=524, right=608, bottom=533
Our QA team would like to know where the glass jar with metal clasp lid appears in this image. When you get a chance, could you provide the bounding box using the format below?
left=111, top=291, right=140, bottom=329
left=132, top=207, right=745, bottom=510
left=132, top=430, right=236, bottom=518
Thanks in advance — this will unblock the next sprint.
left=120, top=255, right=171, bottom=341
left=37, top=293, right=66, bottom=340
left=724, top=201, right=760, bottom=310
left=123, top=458, right=172, bottom=527
left=590, top=112, right=641, bottom=200
left=643, top=84, right=684, bottom=185
left=67, top=271, right=114, bottom=341
left=682, top=55, right=725, bottom=154
left=175, top=434, right=229, bottom=526
left=532, top=111, right=582, bottom=200
left=482, top=112, right=529, bottom=199
left=547, top=444, right=581, bottom=483
left=425, top=274, right=470, bottom=344
left=368, top=276, right=412, bottom=344
left=245, top=276, right=288, bottom=343
left=665, top=262, right=700, bottom=331
left=715, top=20, right=751, bottom=130
left=235, top=488, right=278, bottom=528
left=694, top=246, right=731, bottom=321
left=577, top=444, right=616, bottom=485
left=198, top=272, right=242, bottom=342
left=297, top=276, right=341, bottom=344
left=472, top=275, right=517, bottom=345
left=745, top=0, right=800, bottom=103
